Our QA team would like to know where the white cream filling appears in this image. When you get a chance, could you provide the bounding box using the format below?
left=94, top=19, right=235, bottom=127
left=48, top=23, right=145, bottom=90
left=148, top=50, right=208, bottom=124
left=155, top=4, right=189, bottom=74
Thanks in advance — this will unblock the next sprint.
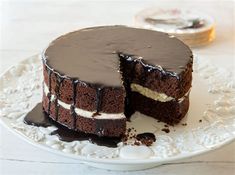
left=130, top=83, right=190, bottom=103
left=130, top=83, right=174, bottom=102
left=43, top=83, right=125, bottom=119
left=44, top=81, right=189, bottom=119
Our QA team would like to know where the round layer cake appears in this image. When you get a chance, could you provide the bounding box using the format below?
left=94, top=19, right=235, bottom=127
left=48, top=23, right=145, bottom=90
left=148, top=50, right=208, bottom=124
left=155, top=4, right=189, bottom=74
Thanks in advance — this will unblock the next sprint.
left=42, top=26, right=193, bottom=137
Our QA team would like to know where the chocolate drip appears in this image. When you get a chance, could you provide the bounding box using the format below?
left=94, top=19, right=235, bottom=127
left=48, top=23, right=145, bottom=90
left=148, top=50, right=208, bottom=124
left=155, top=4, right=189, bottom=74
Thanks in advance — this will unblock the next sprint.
left=47, top=68, right=52, bottom=114
left=54, top=75, right=64, bottom=121
left=91, top=112, right=101, bottom=118
left=24, top=103, right=121, bottom=148
left=71, top=79, right=79, bottom=129
left=95, top=87, right=103, bottom=115
left=95, top=119, right=105, bottom=137
left=120, top=55, right=136, bottom=118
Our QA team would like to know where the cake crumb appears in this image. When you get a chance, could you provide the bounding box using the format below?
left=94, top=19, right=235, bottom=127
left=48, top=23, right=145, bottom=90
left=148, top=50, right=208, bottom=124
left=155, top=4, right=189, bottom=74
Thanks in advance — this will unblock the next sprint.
left=134, top=141, right=141, bottom=146
left=161, top=128, right=170, bottom=133
left=124, top=128, right=156, bottom=146
left=136, top=133, right=156, bottom=146
left=138, top=139, right=153, bottom=146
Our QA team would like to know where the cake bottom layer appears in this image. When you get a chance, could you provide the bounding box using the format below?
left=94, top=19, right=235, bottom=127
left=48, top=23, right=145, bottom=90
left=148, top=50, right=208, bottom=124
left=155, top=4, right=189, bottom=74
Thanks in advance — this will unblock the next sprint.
left=42, top=88, right=189, bottom=137
left=130, top=92, right=190, bottom=125
left=42, top=94, right=126, bottom=137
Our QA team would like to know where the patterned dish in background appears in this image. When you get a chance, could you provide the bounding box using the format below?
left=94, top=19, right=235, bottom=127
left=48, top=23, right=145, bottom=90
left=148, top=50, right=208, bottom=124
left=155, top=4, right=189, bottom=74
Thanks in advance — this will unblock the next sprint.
left=135, top=8, right=215, bottom=47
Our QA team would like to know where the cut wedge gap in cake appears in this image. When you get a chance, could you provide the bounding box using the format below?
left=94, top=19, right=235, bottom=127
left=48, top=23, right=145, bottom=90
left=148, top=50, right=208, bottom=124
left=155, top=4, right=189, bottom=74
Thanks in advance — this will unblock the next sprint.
left=118, top=52, right=192, bottom=125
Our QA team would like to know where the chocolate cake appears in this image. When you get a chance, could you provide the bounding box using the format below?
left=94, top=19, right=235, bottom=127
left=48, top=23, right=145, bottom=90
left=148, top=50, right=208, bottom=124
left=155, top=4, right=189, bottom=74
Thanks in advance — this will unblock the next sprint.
left=42, top=26, right=193, bottom=137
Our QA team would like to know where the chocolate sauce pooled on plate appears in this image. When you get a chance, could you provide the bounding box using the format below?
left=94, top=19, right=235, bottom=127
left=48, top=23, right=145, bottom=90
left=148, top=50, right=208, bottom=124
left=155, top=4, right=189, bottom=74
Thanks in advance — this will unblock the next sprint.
left=24, top=103, right=121, bottom=148
left=24, top=103, right=52, bottom=127
left=50, top=127, right=121, bottom=148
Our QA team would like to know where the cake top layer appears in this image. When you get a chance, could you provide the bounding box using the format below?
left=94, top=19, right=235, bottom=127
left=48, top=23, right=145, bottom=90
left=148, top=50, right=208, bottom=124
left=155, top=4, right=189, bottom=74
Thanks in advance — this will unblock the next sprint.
left=44, top=26, right=192, bottom=86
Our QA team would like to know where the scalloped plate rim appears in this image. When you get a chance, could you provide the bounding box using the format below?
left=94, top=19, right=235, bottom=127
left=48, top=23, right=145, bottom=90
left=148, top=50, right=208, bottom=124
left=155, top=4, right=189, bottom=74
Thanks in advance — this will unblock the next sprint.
left=0, top=55, right=234, bottom=165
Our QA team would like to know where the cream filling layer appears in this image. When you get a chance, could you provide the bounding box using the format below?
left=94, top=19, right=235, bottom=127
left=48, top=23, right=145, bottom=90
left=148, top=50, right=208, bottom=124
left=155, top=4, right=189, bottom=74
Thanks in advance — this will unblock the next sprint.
left=131, top=83, right=174, bottom=102
left=43, top=83, right=125, bottom=119
left=44, top=81, right=189, bottom=119
left=130, top=83, right=189, bottom=102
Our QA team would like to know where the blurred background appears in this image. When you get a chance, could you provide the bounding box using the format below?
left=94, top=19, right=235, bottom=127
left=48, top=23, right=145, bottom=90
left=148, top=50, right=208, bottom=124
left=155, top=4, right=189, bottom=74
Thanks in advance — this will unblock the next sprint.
left=0, top=0, right=234, bottom=72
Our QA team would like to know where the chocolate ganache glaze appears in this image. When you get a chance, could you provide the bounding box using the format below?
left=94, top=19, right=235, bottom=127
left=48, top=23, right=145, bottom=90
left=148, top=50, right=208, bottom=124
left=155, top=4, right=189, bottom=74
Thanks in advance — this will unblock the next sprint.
left=43, top=26, right=192, bottom=86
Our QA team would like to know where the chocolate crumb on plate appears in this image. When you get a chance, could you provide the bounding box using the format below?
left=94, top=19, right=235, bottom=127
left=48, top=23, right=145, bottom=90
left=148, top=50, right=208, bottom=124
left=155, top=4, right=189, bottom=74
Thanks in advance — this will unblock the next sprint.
left=161, top=128, right=170, bottom=133
left=136, top=132, right=156, bottom=146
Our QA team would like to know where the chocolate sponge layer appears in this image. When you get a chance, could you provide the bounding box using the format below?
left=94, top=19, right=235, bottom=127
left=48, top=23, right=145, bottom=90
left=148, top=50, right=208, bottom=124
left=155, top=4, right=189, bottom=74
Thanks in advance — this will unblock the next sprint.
left=43, top=64, right=125, bottom=113
left=130, top=92, right=190, bottom=125
left=42, top=93, right=126, bottom=137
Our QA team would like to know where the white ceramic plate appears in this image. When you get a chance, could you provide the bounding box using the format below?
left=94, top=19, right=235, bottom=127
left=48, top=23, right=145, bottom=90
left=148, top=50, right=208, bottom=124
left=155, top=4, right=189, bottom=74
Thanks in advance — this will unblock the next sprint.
left=0, top=55, right=235, bottom=170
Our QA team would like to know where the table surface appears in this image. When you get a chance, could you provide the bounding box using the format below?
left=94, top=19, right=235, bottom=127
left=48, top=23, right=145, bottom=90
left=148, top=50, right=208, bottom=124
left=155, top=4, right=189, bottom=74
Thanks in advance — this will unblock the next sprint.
left=0, top=0, right=235, bottom=174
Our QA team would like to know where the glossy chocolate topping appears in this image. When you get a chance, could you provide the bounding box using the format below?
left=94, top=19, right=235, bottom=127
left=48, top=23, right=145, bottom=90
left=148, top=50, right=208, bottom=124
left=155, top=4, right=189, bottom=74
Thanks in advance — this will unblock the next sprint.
left=43, top=26, right=192, bottom=86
